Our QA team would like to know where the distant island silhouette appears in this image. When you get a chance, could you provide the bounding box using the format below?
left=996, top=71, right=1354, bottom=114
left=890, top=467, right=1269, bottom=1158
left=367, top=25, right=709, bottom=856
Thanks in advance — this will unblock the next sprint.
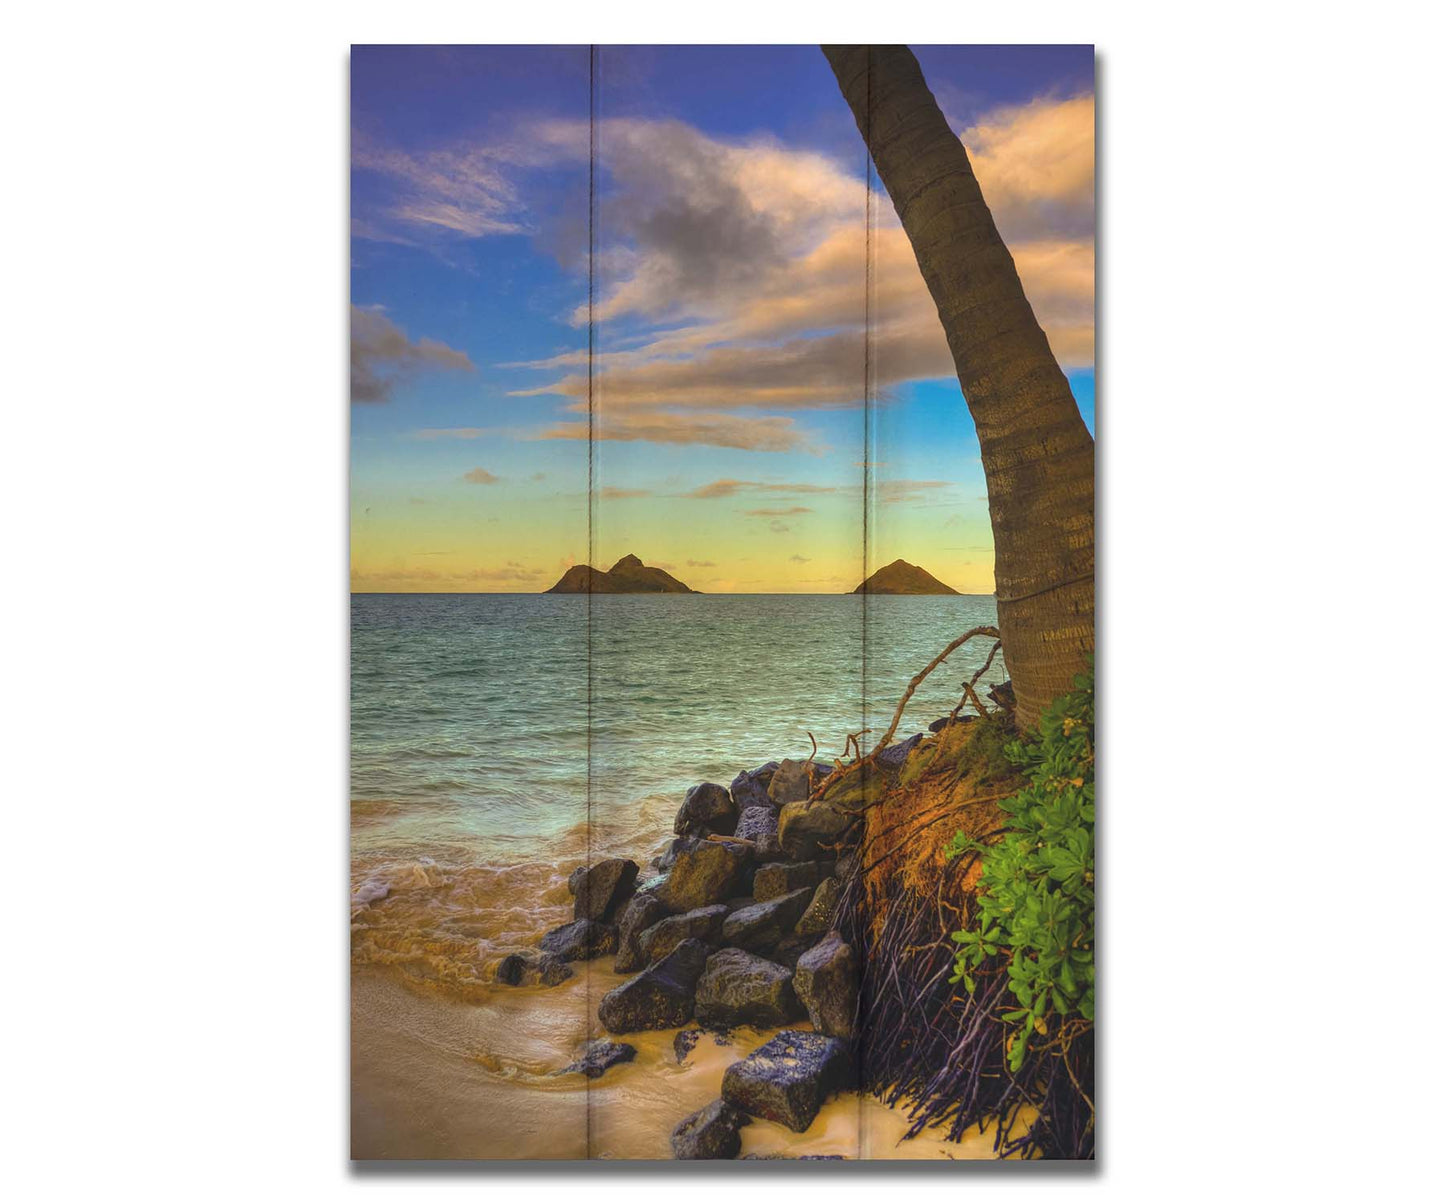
left=852, top=559, right=960, bottom=595
left=544, top=554, right=700, bottom=594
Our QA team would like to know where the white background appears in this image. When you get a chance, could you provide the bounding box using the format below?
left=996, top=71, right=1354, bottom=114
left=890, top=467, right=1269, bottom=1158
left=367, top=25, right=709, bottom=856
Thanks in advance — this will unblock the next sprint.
left=4, top=1, right=1442, bottom=1198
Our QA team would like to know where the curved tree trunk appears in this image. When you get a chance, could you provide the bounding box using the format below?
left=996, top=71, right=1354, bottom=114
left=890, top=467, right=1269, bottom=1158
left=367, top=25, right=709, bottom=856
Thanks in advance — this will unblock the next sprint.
left=824, top=45, right=1095, bottom=728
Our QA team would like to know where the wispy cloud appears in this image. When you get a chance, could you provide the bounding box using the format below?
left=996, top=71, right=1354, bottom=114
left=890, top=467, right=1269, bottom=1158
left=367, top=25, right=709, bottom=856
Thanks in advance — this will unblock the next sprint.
left=462, top=467, right=501, bottom=485
left=686, top=479, right=839, bottom=500
left=351, top=305, right=474, bottom=403
left=745, top=506, right=813, bottom=517
left=414, top=427, right=489, bottom=440
left=536, top=410, right=811, bottom=452
left=599, top=486, right=652, bottom=499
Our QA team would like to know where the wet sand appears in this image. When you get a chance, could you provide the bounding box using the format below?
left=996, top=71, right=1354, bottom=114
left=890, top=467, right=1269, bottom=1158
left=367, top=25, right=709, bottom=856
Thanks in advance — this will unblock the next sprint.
left=352, top=967, right=1022, bottom=1160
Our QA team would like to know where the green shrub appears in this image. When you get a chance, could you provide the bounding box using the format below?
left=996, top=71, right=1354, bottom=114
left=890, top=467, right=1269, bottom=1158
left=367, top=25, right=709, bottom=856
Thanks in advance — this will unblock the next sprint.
left=944, top=661, right=1095, bottom=1072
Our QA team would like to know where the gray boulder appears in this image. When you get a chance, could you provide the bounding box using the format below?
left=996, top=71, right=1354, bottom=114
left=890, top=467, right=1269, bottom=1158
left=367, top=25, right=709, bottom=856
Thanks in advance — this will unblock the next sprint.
left=834, top=851, right=859, bottom=881
left=719, top=887, right=813, bottom=954
left=560, top=1039, right=636, bottom=1079
left=876, top=732, right=924, bottom=769
left=638, top=903, right=728, bottom=964
left=734, top=805, right=785, bottom=861
left=614, top=893, right=670, bottom=973
left=674, top=1028, right=702, bottom=1064
left=674, top=782, right=738, bottom=838
left=721, top=1030, right=854, bottom=1133
left=670, top=1098, right=752, bottom=1160
left=777, top=799, right=856, bottom=861
left=729, top=768, right=772, bottom=813
left=767, top=758, right=826, bottom=805
left=493, top=949, right=574, bottom=987
left=597, top=938, right=709, bottom=1033
left=795, top=876, right=841, bottom=938
left=753, top=860, right=830, bottom=902
left=539, top=918, right=617, bottom=962
left=655, top=838, right=752, bottom=913
left=695, top=948, right=803, bottom=1029
left=572, top=858, right=639, bottom=922
left=793, top=932, right=859, bottom=1040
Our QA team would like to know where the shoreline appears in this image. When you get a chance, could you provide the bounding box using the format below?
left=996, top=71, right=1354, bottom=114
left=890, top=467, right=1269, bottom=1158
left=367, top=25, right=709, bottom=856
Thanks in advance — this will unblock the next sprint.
left=352, top=740, right=1024, bottom=1161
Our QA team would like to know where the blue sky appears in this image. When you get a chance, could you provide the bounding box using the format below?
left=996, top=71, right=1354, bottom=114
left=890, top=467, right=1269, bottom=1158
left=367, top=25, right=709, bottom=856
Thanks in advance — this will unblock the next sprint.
left=351, top=45, right=1094, bottom=592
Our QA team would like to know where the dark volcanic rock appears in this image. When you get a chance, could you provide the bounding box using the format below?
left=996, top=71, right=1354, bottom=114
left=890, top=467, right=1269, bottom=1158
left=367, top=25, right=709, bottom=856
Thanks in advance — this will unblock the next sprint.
left=493, top=949, right=574, bottom=987
left=777, top=799, right=857, bottom=861
left=670, top=1098, right=751, bottom=1160
left=638, top=904, right=728, bottom=963
left=719, top=887, right=813, bottom=954
left=734, top=805, right=785, bottom=861
left=695, top=948, right=803, bottom=1029
left=674, top=1027, right=703, bottom=1064
left=674, top=782, right=738, bottom=838
left=769, top=932, right=815, bottom=970
left=614, top=893, right=670, bottom=973
left=539, top=918, right=617, bottom=962
left=597, top=938, right=709, bottom=1033
left=567, top=865, right=588, bottom=896
left=795, top=876, right=841, bottom=938
left=929, top=714, right=974, bottom=733
left=653, top=837, right=689, bottom=872
left=572, top=858, right=639, bottom=922
left=876, top=732, right=924, bottom=769
left=655, top=838, right=752, bottom=913
left=560, top=1039, right=636, bottom=1080
left=794, top=932, right=859, bottom=1040
left=767, top=758, right=826, bottom=806
left=721, top=1030, right=854, bottom=1133
left=729, top=768, right=772, bottom=813
left=753, top=860, right=830, bottom=902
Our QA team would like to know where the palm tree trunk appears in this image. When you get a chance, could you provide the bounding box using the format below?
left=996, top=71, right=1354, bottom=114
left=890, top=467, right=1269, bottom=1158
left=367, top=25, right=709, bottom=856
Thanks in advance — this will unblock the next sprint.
left=823, top=45, right=1095, bottom=728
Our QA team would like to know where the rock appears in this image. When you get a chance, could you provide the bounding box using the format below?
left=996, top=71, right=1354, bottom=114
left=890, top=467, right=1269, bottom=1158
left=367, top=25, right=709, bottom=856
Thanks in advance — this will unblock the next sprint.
left=539, top=917, right=617, bottom=962
left=768, top=758, right=827, bottom=805
left=567, top=865, right=588, bottom=896
left=655, top=837, right=752, bottom=913
left=769, top=933, right=815, bottom=970
left=876, top=732, right=924, bottom=769
left=734, top=805, right=786, bottom=861
left=719, top=887, right=813, bottom=954
left=988, top=679, right=1015, bottom=710
left=753, top=860, right=830, bottom=902
left=653, top=838, right=689, bottom=872
left=560, top=1039, right=636, bottom=1079
left=794, top=932, right=859, bottom=1040
left=492, top=949, right=575, bottom=987
left=777, top=798, right=856, bottom=861
left=795, top=876, right=841, bottom=938
left=834, top=852, right=858, bottom=881
left=674, top=782, right=738, bottom=838
left=740, top=1154, right=845, bottom=1161
left=614, top=893, right=670, bottom=973
left=721, top=1030, right=854, bottom=1133
left=929, top=714, right=974, bottom=733
left=638, top=904, right=728, bottom=963
left=597, top=938, right=709, bottom=1033
left=670, top=1098, right=752, bottom=1160
left=729, top=768, right=772, bottom=813
left=674, top=1028, right=702, bottom=1064
left=572, top=858, right=639, bottom=922
left=695, top=948, right=804, bottom=1029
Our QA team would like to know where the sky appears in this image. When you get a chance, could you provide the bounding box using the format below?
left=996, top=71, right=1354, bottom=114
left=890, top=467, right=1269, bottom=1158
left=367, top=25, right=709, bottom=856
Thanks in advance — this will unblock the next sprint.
left=351, top=45, right=1095, bottom=594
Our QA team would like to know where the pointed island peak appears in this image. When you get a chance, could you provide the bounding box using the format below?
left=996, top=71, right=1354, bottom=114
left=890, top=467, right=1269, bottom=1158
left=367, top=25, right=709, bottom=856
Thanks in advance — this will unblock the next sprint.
left=545, top=554, right=698, bottom=594
left=852, top=559, right=960, bottom=595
